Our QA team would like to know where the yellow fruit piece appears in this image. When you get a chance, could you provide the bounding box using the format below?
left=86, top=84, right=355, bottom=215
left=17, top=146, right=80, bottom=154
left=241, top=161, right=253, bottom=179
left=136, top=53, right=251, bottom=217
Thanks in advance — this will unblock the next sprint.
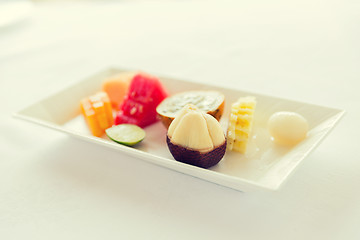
left=80, top=92, right=114, bottom=137
left=226, top=96, right=256, bottom=153
left=233, top=139, right=247, bottom=153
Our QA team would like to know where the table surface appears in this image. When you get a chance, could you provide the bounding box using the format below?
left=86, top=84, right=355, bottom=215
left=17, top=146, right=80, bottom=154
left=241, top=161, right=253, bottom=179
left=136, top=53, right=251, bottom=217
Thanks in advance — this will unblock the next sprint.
left=1, top=0, right=360, bottom=239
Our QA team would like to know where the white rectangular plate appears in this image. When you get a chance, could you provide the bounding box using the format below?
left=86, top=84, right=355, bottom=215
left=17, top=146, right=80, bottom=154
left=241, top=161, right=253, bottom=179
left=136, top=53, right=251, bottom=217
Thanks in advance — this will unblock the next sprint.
left=14, top=68, right=345, bottom=192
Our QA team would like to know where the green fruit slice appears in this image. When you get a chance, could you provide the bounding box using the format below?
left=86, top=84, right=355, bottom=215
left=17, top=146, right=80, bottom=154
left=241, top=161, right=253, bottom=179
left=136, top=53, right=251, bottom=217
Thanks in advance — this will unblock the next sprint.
left=106, top=124, right=145, bottom=146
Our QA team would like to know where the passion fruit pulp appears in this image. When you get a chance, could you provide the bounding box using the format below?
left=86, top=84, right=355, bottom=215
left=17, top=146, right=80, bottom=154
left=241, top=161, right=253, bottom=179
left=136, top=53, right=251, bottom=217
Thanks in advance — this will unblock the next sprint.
left=156, top=90, right=225, bottom=129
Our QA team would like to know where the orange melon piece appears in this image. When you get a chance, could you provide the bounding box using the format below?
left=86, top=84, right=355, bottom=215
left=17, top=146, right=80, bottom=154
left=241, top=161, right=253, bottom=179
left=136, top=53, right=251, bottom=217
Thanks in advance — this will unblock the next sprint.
left=98, top=92, right=114, bottom=126
left=80, top=92, right=114, bottom=137
left=102, top=72, right=137, bottom=109
left=80, top=98, right=103, bottom=137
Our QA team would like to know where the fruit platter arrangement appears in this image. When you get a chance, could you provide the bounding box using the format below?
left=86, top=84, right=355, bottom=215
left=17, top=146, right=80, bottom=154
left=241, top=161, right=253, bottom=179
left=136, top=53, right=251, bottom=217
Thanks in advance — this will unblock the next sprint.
left=83, top=70, right=311, bottom=169
left=15, top=68, right=344, bottom=191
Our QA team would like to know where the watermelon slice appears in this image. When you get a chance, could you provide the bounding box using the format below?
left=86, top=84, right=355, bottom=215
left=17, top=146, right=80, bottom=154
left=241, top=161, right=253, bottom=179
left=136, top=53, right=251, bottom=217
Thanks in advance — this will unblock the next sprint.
left=115, top=73, right=168, bottom=128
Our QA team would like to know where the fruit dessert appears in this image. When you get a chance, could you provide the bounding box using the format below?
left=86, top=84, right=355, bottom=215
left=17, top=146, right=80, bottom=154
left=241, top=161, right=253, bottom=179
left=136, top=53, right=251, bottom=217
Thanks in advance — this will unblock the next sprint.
left=268, top=111, right=308, bottom=146
left=156, top=90, right=225, bottom=128
left=106, top=124, right=145, bottom=146
left=102, top=72, right=137, bottom=109
left=115, top=73, right=168, bottom=128
left=226, top=96, right=256, bottom=153
left=80, top=91, right=114, bottom=137
left=166, top=104, right=226, bottom=169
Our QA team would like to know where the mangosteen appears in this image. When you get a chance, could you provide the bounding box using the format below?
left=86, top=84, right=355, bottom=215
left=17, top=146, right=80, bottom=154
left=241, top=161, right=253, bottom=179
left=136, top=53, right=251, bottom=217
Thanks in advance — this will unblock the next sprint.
left=166, top=104, right=226, bottom=169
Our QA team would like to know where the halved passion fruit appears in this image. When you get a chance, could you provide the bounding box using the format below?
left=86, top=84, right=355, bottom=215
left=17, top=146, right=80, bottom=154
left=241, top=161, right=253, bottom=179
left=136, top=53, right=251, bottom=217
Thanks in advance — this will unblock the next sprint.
left=156, top=90, right=225, bottom=128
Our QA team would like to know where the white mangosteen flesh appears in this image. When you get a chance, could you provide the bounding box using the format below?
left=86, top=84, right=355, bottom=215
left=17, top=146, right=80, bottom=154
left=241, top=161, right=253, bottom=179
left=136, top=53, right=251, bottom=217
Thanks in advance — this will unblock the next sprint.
left=166, top=104, right=226, bottom=168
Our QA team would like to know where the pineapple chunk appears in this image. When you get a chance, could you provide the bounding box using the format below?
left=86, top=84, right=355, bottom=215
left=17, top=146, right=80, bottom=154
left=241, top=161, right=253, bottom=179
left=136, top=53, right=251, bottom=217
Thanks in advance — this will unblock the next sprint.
left=226, top=96, right=256, bottom=153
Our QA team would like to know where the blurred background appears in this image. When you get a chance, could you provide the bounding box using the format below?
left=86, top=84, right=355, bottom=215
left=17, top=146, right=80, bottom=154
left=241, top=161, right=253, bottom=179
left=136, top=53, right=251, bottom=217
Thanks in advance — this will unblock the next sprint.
left=1, top=0, right=359, bottom=102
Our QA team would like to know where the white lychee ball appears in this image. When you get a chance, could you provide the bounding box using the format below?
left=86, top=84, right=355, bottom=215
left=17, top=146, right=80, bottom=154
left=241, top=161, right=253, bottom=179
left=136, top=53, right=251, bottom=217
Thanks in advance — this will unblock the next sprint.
left=268, top=111, right=308, bottom=146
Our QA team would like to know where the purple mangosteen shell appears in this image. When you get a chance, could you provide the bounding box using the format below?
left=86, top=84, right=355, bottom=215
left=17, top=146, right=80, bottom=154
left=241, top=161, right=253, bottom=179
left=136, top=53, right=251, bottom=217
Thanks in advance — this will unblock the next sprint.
left=166, top=135, right=226, bottom=169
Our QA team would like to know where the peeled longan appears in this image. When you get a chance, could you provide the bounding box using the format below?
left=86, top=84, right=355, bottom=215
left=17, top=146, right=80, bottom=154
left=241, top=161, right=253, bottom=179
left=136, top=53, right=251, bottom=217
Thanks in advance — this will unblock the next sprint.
left=268, top=111, right=308, bottom=146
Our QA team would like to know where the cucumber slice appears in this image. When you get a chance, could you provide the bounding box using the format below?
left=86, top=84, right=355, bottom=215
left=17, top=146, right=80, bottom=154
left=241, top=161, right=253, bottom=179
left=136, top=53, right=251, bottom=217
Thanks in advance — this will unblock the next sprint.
left=106, top=124, right=145, bottom=146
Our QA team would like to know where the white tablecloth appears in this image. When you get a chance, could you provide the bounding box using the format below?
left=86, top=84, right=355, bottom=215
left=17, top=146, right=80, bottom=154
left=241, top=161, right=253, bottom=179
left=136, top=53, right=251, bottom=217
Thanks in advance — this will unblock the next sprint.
left=1, top=1, right=360, bottom=239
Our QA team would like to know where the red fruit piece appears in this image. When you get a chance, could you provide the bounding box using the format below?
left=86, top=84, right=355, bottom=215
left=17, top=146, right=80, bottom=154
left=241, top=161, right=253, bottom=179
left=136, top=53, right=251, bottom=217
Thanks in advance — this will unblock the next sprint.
left=115, top=73, right=168, bottom=128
